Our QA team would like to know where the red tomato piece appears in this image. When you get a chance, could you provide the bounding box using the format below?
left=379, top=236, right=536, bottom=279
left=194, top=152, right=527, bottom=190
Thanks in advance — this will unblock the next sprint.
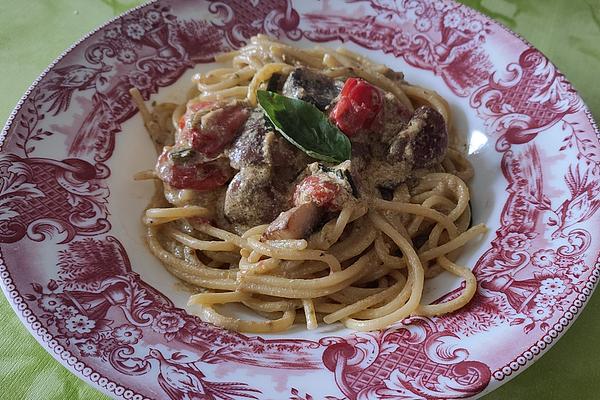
left=188, top=105, right=249, bottom=158
left=156, top=150, right=230, bottom=191
left=179, top=101, right=216, bottom=130
left=294, top=175, right=342, bottom=211
left=329, top=77, right=383, bottom=136
left=168, top=163, right=229, bottom=191
left=188, top=101, right=216, bottom=113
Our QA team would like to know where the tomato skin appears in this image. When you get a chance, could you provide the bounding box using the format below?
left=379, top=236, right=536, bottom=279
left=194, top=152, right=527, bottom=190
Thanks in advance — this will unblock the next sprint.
left=293, top=175, right=342, bottom=211
left=163, top=101, right=249, bottom=191
left=156, top=149, right=231, bottom=191
left=179, top=101, right=215, bottom=130
left=179, top=103, right=249, bottom=158
left=167, top=163, right=230, bottom=191
left=329, top=78, right=383, bottom=136
left=188, top=101, right=216, bottom=113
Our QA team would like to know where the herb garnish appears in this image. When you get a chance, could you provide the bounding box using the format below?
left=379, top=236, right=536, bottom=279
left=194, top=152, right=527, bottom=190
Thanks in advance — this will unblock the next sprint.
left=169, top=148, right=196, bottom=163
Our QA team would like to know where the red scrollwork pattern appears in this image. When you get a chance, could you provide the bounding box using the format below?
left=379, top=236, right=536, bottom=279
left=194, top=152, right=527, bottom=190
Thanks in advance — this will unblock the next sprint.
left=322, top=319, right=491, bottom=399
left=0, top=153, right=109, bottom=243
left=303, top=0, right=493, bottom=97
left=208, top=0, right=301, bottom=46
left=21, top=234, right=490, bottom=399
left=437, top=41, right=599, bottom=339
left=471, top=48, right=583, bottom=150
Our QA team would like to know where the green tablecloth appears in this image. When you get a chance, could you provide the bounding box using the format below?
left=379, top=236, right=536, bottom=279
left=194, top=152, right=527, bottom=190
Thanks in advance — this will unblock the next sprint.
left=0, top=1, right=598, bottom=399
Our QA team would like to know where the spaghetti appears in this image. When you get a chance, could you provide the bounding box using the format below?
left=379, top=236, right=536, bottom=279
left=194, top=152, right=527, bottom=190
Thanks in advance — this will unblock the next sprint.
left=133, top=35, right=486, bottom=333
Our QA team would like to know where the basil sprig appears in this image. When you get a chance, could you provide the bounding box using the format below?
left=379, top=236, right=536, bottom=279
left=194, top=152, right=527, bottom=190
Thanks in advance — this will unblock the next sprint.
left=257, top=90, right=351, bottom=163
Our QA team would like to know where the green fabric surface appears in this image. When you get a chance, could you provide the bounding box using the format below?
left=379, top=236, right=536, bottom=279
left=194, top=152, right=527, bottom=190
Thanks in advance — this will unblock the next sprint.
left=0, top=1, right=598, bottom=399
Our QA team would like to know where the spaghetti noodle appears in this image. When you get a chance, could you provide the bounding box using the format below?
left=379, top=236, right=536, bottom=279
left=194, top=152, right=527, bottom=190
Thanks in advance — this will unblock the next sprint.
left=133, top=35, right=486, bottom=333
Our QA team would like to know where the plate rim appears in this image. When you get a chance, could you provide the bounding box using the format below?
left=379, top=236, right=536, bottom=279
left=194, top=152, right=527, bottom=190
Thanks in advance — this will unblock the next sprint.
left=0, top=0, right=599, bottom=399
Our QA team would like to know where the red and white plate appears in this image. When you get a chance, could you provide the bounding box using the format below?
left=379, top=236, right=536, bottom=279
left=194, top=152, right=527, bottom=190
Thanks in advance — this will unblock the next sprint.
left=1, top=1, right=599, bottom=399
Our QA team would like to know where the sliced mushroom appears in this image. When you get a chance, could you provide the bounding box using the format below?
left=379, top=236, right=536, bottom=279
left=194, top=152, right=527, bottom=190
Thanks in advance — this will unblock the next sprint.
left=262, top=202, right=323, bottom=240
left=389, top=106, right=448, bottom=169
left=282, top=67, right=342, bottom=111
left=224, top=167, right=289, bottom=231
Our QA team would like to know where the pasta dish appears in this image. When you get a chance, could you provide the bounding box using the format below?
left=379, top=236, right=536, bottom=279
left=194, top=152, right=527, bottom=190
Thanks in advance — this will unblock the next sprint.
left=132, top=35, right=486, bottom=333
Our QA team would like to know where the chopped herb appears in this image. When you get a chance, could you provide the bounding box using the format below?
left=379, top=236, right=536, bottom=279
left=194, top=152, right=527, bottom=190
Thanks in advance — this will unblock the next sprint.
left=169, top=148, right=196, bottom=163
left=316, top=163, right=358, bottom=197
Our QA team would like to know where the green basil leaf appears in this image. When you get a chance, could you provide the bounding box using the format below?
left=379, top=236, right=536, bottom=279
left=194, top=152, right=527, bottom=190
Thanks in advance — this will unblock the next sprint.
left=257, top=90, right=351, bottom=163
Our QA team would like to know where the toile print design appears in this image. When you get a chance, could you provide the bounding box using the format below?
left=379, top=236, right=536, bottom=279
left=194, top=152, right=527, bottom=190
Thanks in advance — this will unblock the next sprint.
left=18, top=4, right=222, bottom=161
left=320, top=320, right=491, bottom=399
left=23, top=237, right=263, bottom=400
left=303, top=0, right=493, bottom=97
left=1, top=5, right=219, bottom=244
left=21, top=235, right=490, bottom=400
left=2, top=0, right=303, bottom=246
left=1, top=0, right=599, bottom=399
left=438, top=147, right=598, bottom=336
left=436, top=44, right=600, bottom=339
left=471, top=48, right=583, bottom=149
left=0, top=153, right=109, bottom=244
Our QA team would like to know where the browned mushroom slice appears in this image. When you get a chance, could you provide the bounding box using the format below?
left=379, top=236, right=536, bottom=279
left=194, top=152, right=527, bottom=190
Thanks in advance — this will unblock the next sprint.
left=262, top=202, right=323, bottom=240
left=409, top=106, right=448, bottom=168
left=282, top=67, right=343, bottom=111
left=224, top=167, right=288, bottom=231
left=388, top=106, right=448, bottom=169
left=228, top=109, right=308, bottom=171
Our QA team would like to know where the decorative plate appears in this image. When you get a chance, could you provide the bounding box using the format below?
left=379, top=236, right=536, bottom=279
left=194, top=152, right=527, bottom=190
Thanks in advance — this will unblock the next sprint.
left=1, top=1, right=599, bottom=399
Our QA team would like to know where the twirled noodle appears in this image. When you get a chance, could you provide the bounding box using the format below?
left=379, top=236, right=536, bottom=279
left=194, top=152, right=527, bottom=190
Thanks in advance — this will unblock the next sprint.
left=136, top=36, right=486, bottom=333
